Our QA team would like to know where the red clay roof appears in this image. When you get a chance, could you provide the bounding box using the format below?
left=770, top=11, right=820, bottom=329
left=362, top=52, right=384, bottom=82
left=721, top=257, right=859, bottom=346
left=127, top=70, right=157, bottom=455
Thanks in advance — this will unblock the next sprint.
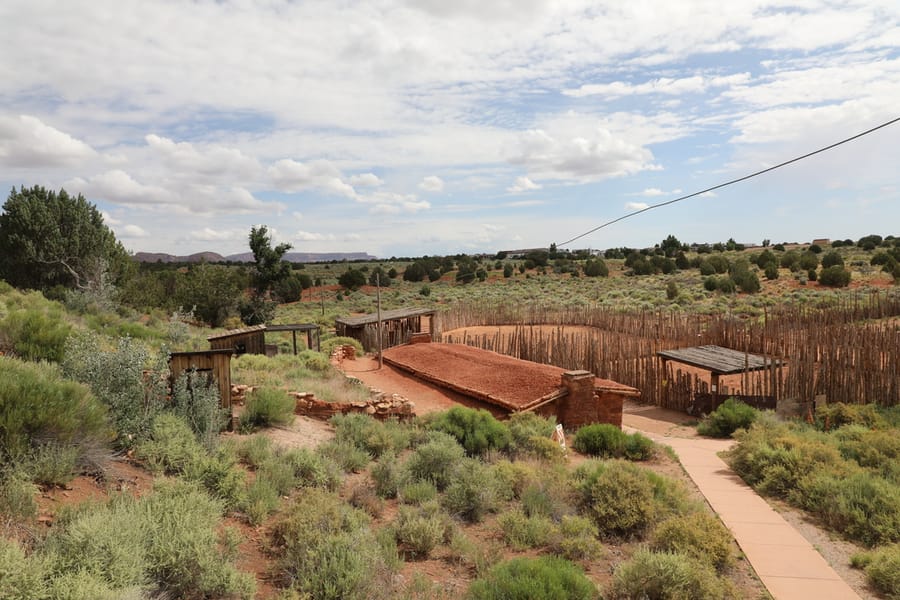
left=382, top=342, right=638, bottom=412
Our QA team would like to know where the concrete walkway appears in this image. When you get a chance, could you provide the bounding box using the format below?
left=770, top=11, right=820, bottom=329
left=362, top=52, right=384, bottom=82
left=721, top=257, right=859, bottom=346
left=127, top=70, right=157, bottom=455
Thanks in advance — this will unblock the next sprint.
left=628, top=429, right=861, bottom=600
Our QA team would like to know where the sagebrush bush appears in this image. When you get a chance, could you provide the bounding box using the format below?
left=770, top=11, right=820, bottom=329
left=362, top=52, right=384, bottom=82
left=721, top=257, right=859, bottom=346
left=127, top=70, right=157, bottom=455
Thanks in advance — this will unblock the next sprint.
left=624, top=432, right=656, bottom=460
left=580, top=460, right=657, bottom=537
left=0, top=298, right=72, bottom=362
left=498, top=508, right=557, bottom=550
left=442, top=458, right=499, bottom=522
left=236, top=434, right=275, bottom=468
left=395, top=501, right=451, bottom=558
left=170, top=369, right=227, bottom=449
left=271, top=488, right=394, bottom=600
left=404, top=432, right=465, bottom=490
left=817, top=402, right=886, bottom=431
left=795, top=470, right=900, bottom=546
left=466, top=556, right=599, bottom=600
left=0, top=471, right=38, bottom=521
left=331, top=413, right=410, bottom=458
left=650, top=512, right=735, bottom=571
left=24, top=443, right=80, bottom=487
left=62, top=332, right=167, bottom=448
left=507, top=412, right=557, bottom=458
left=400, top=480, right=439, bottom=505
left=0, top=537, right=49, bottom=599
left=371, top=451, right=404, bottom=498
left=0, top=357, right=110, bottom=468
left=697, top=398, right=758, bottom=438
left=490, top=460, right=537, bottom=501
left=317, top=438, right=371, bottom=473
left=241, top=387, right=295, bottom=431
left=606, top=550, right=732, bottom=600
left=550, top=515, right=604, bottom=561
left=241, top=477, right=280, bottom=525
left=282, top=447, right=342, bottom=491
left=39, top=479, right=254, bottom=599
left=428, top=406, right=512, bottom=456
left=572, top=424, right=626, bottom=457
left=852, top=543, right=900, bottom=599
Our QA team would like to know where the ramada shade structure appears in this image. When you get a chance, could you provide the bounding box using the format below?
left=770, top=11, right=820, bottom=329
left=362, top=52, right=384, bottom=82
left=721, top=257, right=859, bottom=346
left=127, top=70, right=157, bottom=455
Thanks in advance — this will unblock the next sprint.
left=657, top=344, right=781, bottom=393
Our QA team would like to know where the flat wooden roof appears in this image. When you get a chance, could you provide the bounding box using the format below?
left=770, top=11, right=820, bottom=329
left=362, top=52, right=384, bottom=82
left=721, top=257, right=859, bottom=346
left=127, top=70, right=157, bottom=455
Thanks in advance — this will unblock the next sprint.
left=657, top=345, right=780, bottom=375
left=207, top=324, right=266, bottom=341
left=335, top=307, right=435, bottom=328
left=266, top=323, right=319, bottom=332
left=170, top=348, right=235, bottom=357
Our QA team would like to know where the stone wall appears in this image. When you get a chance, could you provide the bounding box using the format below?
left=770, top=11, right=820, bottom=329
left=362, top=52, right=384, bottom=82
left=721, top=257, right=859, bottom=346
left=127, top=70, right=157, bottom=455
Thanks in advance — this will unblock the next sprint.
left=231, top=384, right=415, bottom=424
left=555, top=370, right=624, bottom=429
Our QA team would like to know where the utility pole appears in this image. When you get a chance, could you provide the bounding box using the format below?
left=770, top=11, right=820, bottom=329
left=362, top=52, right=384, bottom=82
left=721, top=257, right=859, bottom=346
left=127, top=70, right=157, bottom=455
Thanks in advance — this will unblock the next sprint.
left=376, top=273, right=383, bottom=369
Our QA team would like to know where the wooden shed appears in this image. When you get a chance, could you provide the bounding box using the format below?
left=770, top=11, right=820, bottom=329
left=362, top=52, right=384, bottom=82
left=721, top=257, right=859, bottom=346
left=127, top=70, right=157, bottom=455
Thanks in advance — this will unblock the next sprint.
left=208, top=325, right=266, bottom=355
left=335, top=308, right=435, bottom=352
left=657, top=345, right=782, bottom=414
left=208, top=323, right=320, bottom=355
left=169, top=349, right=234, bottom=409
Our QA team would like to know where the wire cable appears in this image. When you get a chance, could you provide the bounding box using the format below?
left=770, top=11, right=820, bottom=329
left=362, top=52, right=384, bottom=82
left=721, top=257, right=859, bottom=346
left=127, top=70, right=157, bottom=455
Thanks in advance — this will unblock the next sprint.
left=558, top=116, right=900, bottom=247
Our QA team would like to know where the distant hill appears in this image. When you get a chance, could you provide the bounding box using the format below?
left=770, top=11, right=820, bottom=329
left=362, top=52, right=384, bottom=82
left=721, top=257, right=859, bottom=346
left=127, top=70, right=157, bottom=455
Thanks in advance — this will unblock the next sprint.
left=133, top=251, right=377, bottom=263
left=133, top=251, right=225, bottom=263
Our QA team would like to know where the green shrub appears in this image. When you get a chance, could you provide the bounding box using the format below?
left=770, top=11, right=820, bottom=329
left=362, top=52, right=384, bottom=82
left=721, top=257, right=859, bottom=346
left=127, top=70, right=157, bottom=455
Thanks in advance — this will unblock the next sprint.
left=24, top=443, right=80, bottom=487
left=578, top=460, right=656, bottom=537
left=0, top=357, right=110, bottom=466
left=316, top=439, right=371, bottom=473
left=0, top=537, right=49, bottom=599
left=428, top=406, right=512, bottom=456
left=62, top=332, right=167, bottom=448
left=241, top=387, right=295, bottom=431
left=498, top=508, right=557, bottom=550
left=43, top=479, right=254, bottom=598
left=0, top=471, right=38, bottom=521
left=852, top=543, right=900, bottom=598
left=394, top=501, right=451, bottom=558
left=400, top=480, right=438, bottom=505
left=466, top=556, right=599, bottom=600
left=550, top=515, right=604, bottom=561
left=270, top=488, right=393, bottom=600
left=816, top=402, right=886, bottom=430
left=442, top=458, right=499, bottom=522
left=297, top=349, right=331, bottom=372
left=697, top=398, right=758, bottom=438
left=650, top=512, right=734, bottom=571
left=819, top=265, right=851, bottom=287
left=282, top=447, right=342, bottom=491
left=795, top=471, right=900, bottom=546
left=572, top=424, right=626, bottom=457
left=0, top=297, right=71, bottom=362
left=607, top=550, right=732, bottom=600
left=624, top=432, right=656, bottom=461
left=371, top=451, right=404, bottom=498
left=241, top=477, right=280, bottom=525
left=169, top=369, right=227, bottom=449
left=506, top=412, right=562, bottom=460
left=331, top=413, right=410, bottom=458
left=404, top=432, right=465, bottom=490
left=135, top=414, right=247, bottom=508
left=236, top=434, right=275, bottom=468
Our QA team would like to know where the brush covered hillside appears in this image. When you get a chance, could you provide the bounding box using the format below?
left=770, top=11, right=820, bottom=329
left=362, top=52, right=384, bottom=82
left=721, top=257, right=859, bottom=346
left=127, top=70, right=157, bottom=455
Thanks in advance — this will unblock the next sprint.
left=0, top=282, right=773, bottom=599
left=2, top=217, right=900, bottom=598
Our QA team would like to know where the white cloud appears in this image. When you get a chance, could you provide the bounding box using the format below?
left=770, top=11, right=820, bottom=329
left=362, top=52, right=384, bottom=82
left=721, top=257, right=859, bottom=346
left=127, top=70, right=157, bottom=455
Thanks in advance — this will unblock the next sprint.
left=564, top=73, right=749, bottom=98
left=269, top=159, right=357, bottom=197
left=349, top=173, right=384, bottom=187
left=191, top=227, right=238, bottom=241
left=101, top=211, right=122, bottom=225
left=66, top=170, right=172, bottom=207
left=145, top=134, right=260, bottom=179
left=625, top=202, right=650, bottom=211
left=0, top=115, right=95, bottom=167
left=507, top=176, right=541, bottom=193
left=296, top=230, right=336, bottom=242
left=122, top=224, right=148, bottom=237
left=503, top=199, right=544, bottom=208
left=509, top=125, right=657, bottom=182
left=419, top=175, right=444, bottom=192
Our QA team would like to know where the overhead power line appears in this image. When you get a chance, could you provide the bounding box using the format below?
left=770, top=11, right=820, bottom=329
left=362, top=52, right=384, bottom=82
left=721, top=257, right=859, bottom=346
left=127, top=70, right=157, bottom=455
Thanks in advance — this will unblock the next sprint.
left=558, top=116, right=900, bottom=247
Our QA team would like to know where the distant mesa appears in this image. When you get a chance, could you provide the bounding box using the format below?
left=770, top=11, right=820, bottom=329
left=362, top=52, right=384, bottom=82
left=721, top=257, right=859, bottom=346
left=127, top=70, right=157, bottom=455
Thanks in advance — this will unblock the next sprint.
left=133, top=251, right=377, bottom=263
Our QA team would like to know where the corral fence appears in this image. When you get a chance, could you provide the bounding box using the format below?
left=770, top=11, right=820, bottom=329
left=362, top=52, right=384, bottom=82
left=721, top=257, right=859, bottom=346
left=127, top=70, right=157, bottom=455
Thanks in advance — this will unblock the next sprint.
left=434, top=292, right=900, bottom=410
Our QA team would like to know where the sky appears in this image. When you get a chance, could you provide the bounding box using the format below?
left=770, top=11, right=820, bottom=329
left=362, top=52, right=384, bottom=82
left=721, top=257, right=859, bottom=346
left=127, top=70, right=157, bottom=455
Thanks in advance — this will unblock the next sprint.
left=1, top=1, right=898, bottom=259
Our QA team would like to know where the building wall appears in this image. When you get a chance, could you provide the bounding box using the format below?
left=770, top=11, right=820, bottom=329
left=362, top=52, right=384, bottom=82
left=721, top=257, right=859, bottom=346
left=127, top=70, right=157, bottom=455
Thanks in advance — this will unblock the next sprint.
left=210, top=331, right=265, bottom=355
left=169, top=352, right=232, bottom=409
